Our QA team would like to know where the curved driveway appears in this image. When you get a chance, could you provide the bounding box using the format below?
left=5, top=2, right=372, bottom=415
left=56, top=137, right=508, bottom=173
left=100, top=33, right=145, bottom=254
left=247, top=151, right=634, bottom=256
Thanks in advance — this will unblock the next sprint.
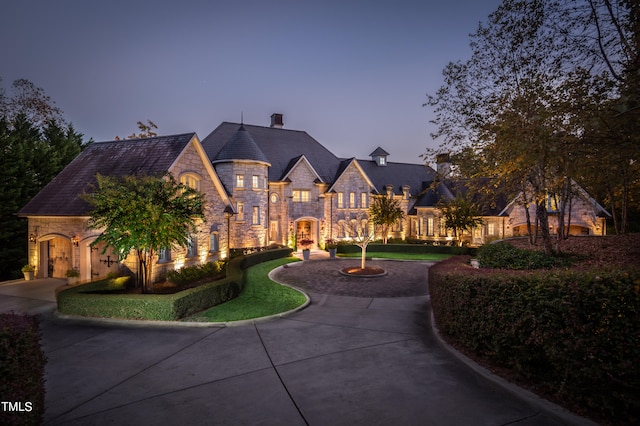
left=0, top=260, right=595, bottom=425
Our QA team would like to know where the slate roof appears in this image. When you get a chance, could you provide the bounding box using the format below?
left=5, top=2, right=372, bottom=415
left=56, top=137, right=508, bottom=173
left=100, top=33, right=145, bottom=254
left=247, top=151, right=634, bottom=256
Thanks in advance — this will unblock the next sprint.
left=369, top=147, right=389, bottom=157
left=201, top=122, right=341, bottom=182
left=212, top=125, right=270, bottom=164
left=18, top=133, right=196, bottom=217
left=412, top=178, right=510, bottom=216
left=356, top=159, right=437, bottom=197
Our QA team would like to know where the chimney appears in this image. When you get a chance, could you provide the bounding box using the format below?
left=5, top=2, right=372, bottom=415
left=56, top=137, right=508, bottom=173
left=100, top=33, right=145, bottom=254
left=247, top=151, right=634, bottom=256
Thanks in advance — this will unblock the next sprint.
left=436, top=153, right=451, bottom=178
left=270, top=113, right=284, bottom=128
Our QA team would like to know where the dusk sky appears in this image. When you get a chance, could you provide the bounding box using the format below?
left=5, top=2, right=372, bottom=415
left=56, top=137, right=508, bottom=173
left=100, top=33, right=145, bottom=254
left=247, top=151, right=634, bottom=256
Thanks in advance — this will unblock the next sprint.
left=1, top=0, right=502, bottom=165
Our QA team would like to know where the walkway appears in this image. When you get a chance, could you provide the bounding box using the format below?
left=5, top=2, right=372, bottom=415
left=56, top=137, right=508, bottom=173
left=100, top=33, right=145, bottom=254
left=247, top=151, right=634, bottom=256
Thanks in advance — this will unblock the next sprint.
left=0, top=262, right=595, bottom=425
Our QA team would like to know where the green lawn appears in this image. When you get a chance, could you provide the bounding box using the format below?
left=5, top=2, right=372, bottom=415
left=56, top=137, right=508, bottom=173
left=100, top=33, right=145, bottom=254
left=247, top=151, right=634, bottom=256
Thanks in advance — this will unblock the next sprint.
left=337, top=252, right=452, bottom=261
left=187, top=257, right=306, bottom=322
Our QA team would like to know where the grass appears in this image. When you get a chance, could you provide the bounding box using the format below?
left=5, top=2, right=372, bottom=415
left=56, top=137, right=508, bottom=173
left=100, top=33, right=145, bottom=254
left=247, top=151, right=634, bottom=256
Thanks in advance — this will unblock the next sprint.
left=187, top=257, right=306, bottom=322
left=337, top=252, right=453, bottom=261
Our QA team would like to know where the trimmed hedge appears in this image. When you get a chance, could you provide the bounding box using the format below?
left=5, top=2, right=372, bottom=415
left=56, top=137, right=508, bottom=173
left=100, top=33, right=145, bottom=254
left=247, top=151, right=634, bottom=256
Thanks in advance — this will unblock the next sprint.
left=0, top=313, right=46, bottom=425
left=337, top=243, right=476, bottom=256
left=429, top=256, right=640, bottom=424
left=57, top=247, right=293, bottom=321
left=477, top=241, right=573, bottom=269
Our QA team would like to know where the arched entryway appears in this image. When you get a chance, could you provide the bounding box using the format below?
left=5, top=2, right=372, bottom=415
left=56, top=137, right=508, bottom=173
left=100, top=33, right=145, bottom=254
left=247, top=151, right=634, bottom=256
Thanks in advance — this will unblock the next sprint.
left=37, top=235, right=72, bottom=278
left=295, top=217, right=319, bottom=248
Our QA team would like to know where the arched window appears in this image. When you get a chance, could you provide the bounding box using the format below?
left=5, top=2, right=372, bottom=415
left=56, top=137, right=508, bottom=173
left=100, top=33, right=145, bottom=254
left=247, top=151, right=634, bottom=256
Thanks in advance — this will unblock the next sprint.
left=179, top=173, right=201, bottom=190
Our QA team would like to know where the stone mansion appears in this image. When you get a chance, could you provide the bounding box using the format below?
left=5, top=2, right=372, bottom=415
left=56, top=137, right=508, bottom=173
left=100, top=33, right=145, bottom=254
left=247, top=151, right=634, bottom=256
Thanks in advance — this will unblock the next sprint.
left=19, top=113, right=609, bottom=282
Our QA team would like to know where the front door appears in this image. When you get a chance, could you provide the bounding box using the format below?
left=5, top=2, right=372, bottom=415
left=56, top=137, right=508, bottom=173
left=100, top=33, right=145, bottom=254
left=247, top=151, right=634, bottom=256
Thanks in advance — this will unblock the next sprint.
left=296, top=219, right=317, bottom=248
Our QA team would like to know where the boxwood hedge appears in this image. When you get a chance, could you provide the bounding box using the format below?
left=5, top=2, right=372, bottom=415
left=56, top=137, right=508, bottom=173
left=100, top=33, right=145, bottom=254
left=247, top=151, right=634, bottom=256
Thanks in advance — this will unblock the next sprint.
left=429, top=256, right=640, bottom=424
left=57, top=247, right=293, bottom=321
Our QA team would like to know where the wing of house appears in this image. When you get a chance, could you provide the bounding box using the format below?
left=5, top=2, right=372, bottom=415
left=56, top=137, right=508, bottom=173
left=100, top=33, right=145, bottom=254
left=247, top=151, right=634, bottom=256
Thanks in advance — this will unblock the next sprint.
left=18, top=133, right=233, bottom=281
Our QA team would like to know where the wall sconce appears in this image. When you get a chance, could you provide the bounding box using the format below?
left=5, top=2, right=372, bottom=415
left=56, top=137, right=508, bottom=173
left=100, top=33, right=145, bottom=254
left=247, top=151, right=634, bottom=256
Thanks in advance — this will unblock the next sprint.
left=29, top=233, right=37, bottom=243
left=72, top=235, right=79, bottom=247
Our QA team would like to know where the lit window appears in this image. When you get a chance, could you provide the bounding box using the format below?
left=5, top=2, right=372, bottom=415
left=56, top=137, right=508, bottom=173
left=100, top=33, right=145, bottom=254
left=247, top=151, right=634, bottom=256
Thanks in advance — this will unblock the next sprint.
left=236, top=202, right=244, bottom=221
left=236, top=175, right=244, bottom=188
left=488, top=223, right=495, bottom=236
left=361, top=192, right=367, bottom=208
left=270, top=193, right=278, bottom=204
left=292, top=190, right=310, bottom=202
left=337, top=192, right=344, bottom=208
left=180, top=174, right=200, bottom=190
left=379, top=157, right=386, bottom=165
left=252, top=175, right=259, bottom=188
left=350, top=192, right=355, bottom=208
left=252, top=206, right=260, bottom=224
left=427, top=217, right=434, bottom=236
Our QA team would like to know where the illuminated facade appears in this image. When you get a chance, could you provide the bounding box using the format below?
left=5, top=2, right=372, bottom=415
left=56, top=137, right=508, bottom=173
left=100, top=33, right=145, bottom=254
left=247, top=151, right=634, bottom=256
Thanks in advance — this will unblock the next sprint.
left=18, top=114, right=609, bottom=282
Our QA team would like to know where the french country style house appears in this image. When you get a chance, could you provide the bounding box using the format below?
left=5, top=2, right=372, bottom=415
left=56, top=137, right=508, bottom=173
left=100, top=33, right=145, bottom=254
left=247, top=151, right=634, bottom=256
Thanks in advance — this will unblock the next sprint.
left=18, top=113, right=609, bottom=282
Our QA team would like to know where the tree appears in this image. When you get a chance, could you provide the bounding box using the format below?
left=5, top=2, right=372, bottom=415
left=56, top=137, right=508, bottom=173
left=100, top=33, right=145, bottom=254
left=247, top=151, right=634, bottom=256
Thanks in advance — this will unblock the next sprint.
left=425, top=0, right=602, bottom=254
left=342, top=215, right=375, bottom=270
left=83, top=173, right=205, bottom=293
left=0, top=77, right=88, bottom=279
left=438, top=195, right=484, bottom=246
left=115, top=120, right=158, bottom=140
left=368, top=196, right=405, bottom=244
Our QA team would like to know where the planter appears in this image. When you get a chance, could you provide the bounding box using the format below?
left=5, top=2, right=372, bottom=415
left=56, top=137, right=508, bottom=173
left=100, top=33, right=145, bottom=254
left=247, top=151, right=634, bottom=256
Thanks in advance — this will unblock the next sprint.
left=302, top=249, right=310, bottom=260
left=23, top=271, right=34, bottom=281
left=329, top=248, right=337, bottom=259
left=67, top=276, right=80, bottom=285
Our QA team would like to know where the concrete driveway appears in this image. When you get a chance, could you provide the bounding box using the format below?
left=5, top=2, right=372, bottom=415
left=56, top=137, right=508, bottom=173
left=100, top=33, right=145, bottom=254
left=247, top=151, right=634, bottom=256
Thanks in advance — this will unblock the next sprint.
left=0, top=261, right=595, bottom=425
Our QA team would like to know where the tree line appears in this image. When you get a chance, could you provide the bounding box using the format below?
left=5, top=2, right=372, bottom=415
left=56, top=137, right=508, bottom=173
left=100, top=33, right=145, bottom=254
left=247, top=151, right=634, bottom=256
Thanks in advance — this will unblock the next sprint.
left=426, top=0, right=640, bottom=254
left=0, top=78, right=89, bottom=279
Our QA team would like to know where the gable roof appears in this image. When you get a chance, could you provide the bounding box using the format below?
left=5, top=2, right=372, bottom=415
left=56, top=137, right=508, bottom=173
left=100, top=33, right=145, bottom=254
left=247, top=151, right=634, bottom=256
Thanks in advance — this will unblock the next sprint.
left=19, top=133, right=197, bottom=217
left=328, top=158, right=377, bottom=193
left=201, top=122, right=341, bottom=182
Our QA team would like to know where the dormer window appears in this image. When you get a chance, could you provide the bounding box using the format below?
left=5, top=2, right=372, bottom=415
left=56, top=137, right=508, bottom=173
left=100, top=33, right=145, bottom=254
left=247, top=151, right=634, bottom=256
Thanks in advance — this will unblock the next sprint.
left=369, top=147, right=389, bottom=167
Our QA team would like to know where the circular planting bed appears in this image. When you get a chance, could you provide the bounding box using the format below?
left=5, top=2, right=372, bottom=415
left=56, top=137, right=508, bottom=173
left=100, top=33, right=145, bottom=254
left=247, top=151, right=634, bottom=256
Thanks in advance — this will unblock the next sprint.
left=339, top=266, right=387, bottom=277
left=272, top=259, right=429, bottom=297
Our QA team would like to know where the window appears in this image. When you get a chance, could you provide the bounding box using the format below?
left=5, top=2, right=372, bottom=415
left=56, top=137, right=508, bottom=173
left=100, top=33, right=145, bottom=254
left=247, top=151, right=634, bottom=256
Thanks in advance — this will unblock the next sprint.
left=270, top=193, right=278, bottom=204
left=180, top=174, right=200, bottom=190
left=236, top=202, right=244, bottom=221
left=361, top=192, right=367, bottom=208
left=269, top=221, right=278, bottom=241
left=252, top=175, right=259, bottom=189
left=158, top=247, right=171, bottom=263
left=252, top=206, right=260, bottom=225
left=427, top=217, right=434, bottom=236
left=292, top=190, right=310, bottom=202
left=379, top=157, right=386, bottom=166
left=337, top=192, right=344, bottom=208
left=236, top=175, right=244, bottom=188
left=209, top=232, right=219, bottom=253
left=349, top=192, right=355, bottom=208
left=487, top=223, right=495, bottom=236
left=187, top=236, right=198, bottom=258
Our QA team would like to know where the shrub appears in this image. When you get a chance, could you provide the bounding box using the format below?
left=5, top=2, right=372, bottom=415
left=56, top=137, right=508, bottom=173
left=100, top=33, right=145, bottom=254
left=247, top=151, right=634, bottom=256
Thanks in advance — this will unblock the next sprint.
left=0, top=313, right=46, bottom=425
left=477, top=241, right=572, bottom=269
left=429, top=256, right=640, bottom=424
left=166, top=260, right=225, bottom=286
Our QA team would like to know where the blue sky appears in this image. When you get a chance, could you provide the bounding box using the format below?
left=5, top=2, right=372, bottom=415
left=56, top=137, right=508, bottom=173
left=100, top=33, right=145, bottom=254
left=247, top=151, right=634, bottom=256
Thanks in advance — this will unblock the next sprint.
left=1, top=0, right=501, bottom=165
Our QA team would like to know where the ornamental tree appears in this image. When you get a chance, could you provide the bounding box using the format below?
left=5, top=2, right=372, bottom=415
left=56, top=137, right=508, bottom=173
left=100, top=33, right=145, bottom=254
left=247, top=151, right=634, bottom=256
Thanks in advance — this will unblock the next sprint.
left=83, top=173, right=205, bottom=293
left=368, top=196, right=405, bottom=244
